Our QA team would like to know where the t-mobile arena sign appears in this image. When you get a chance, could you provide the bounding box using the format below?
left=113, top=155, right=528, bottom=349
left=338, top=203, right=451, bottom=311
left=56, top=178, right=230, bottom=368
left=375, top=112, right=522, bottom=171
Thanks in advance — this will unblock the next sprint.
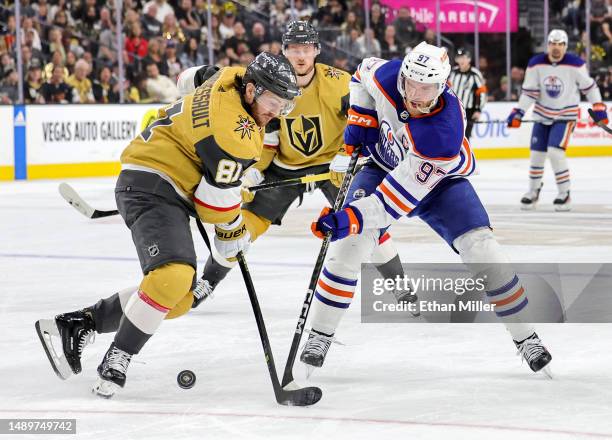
left=382, top=0, right=518, bottom=33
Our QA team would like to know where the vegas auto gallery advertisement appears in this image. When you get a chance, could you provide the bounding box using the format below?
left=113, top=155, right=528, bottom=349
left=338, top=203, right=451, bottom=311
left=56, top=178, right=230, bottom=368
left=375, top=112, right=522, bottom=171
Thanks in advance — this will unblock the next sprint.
left=25, top=104, right=158, bottom=165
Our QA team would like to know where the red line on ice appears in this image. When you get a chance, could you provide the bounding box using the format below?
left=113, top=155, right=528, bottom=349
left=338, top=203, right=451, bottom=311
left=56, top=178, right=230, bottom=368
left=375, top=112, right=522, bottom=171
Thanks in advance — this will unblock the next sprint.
left=1, top=408, right=610, bottom=438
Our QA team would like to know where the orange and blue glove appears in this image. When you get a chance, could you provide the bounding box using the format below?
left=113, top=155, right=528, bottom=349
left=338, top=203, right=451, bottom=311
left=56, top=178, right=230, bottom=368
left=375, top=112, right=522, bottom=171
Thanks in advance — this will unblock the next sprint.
left=591, top=102, right=609, bottom=125
left=344, top=105, right=379, bottom=151
left=506, top=108, right=524, bottom=128
left=311, top=206, right=363, bottom=242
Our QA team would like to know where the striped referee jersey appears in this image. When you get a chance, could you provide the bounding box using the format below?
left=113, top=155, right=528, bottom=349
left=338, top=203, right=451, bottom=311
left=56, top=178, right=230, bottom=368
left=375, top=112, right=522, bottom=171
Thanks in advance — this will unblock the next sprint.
left=448, top=66, right=488, bottom=112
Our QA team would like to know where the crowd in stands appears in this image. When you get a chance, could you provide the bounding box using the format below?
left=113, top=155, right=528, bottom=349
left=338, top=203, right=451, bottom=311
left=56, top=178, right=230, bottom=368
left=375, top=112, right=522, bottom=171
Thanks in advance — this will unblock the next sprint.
left=0, top=0, right=610, bottom=105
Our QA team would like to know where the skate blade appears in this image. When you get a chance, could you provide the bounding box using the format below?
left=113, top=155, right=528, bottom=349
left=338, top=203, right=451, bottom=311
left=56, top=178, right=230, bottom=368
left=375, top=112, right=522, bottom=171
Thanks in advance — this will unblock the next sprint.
left=92, top=378, right=119, bottom=399
left=541, top=366, right=553, bottom=379
left=554, top=204, right=571, bottom=212
left=35, top=320, right=73, bottom=380
left=304, top=364, right=316, bottom=380
left=520, top=203, right=536, bottom=211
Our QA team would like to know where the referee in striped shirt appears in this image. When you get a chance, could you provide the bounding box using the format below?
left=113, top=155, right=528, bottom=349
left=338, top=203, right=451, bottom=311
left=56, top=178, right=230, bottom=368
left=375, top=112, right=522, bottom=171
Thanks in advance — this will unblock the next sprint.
left=448, top=48, right=488, bottom=139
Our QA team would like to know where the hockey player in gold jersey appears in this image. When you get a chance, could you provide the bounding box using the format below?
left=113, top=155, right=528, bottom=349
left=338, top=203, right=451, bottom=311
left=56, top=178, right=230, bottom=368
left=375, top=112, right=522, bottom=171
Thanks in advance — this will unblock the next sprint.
left=34, top=53, right=300, bottom=398
left=177, top=21, right=407, bottom=308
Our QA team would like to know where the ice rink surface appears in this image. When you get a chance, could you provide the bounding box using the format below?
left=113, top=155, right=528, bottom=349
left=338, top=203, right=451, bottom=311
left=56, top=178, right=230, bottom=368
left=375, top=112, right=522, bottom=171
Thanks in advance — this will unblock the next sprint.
left=2, top=157, right=612, bottom=439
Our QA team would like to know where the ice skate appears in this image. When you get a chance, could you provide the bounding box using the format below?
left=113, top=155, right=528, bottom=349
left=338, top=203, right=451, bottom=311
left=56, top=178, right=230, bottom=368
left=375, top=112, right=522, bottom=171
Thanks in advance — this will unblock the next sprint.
left=553, top=191, right=571, bottom=212
left=520, top=182, right=543, bottom=210
left=514, top=333, right=552, bottom=377
left=192, top=278, right=216, bottom=308
left=300, top=330, right=334, bottom=378
left=92, top=343, right=133, bottom=399
left=35, top=308, right=96, bottom=380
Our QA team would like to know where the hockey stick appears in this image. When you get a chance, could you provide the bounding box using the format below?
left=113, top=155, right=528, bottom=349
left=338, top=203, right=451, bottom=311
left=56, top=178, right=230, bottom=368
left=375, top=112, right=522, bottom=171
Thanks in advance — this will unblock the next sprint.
left=249, top=172, right=330, bottom=191
left=281, top=146, right=361, bottom=389
left=59, top=183, right=119, bottom=218
left=194, top=219, right=322, bottom=406
left=587, top=109, right=612, bottom=135
left=59, top=173, right=332, bottom=220
left=472, top=118, right=592, bottom=124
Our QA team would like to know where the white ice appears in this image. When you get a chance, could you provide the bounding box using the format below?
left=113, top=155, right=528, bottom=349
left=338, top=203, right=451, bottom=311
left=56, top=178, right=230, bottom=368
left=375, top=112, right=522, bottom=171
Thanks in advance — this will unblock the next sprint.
left=1, top=158, right=612, bottom=440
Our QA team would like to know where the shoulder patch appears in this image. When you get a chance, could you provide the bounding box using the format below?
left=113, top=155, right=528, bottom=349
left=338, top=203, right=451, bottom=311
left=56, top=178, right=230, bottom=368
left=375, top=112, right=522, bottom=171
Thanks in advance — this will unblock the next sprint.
left=234, top=115, right=257, bottom=140
left=202, top=84, right=262, bottom=161
left=324, top=66, right=342, bottom=79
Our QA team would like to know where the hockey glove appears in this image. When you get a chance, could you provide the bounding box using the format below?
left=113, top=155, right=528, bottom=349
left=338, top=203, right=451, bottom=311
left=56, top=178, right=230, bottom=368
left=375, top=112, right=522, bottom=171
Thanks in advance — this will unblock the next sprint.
left=344, top=105, right=379, bottom=151
left=311, top=206, right=363, bottom=242
left=506, top=108, right=525, bottom=128
left=329, top=145, right=353, bottom=188
left=591, top=102, right=609, bottom=125
left=240, top=167, right=264, bottom=203
left=214, top=215, right=251, bottom=260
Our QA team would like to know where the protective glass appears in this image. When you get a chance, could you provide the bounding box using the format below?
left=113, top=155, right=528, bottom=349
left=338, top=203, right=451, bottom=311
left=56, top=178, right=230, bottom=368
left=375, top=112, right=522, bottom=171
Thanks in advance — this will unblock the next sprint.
left=283, top=44, right=319, bottom=58
left=255, top=90, right=296, bottom=117
left=402, top=78, right=439, bottom=103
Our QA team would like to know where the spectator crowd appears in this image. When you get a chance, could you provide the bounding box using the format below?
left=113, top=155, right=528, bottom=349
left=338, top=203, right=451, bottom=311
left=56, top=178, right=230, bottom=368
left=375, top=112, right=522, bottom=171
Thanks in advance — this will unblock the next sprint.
left=0, top=0, right=610, bottom=104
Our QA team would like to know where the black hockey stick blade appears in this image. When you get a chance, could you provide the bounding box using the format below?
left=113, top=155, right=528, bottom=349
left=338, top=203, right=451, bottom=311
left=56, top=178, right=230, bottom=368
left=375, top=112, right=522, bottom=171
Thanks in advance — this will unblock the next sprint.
left=58, top=183, right=119, bottom=218
left=588, top=108, right=612, bottom=135
left=277, top=385, right=322, bottom=406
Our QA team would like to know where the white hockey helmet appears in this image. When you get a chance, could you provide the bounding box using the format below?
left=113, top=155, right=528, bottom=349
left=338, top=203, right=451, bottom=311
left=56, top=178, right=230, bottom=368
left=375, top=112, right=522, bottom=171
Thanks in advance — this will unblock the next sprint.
left=398, top=41, right=451, bottom=112
left=547, top=29, right=568, bottom=45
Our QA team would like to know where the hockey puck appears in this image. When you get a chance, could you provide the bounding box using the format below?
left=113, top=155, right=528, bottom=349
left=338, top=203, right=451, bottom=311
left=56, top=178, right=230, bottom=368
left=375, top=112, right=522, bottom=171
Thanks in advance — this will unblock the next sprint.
left=177, top=370, right=196, bottom=389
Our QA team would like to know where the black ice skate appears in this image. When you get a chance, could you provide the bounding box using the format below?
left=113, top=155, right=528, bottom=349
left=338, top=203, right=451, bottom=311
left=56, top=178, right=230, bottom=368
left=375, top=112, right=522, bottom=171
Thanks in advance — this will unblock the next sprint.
left=35, top=308, right=96, bottom=380
left=520, top=182, right=543, bottom=210
left=393, top=288, right=420, bottom=317
left=300, top=329, right=334, bottom=377
left=92, top=343, right=133, bottom=399
left=192, top=279, right=216, bottom=308
left=553, top=191, right=571, bottom=212
left=514, top=333, right=552, bottom=377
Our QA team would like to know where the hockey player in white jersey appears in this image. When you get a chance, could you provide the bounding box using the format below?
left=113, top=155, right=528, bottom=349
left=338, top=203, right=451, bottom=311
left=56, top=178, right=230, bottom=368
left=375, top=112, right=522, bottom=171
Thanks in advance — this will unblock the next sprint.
left=302, top=42, right=552, bottom=376
left=507, top=29, right=608, bottom=211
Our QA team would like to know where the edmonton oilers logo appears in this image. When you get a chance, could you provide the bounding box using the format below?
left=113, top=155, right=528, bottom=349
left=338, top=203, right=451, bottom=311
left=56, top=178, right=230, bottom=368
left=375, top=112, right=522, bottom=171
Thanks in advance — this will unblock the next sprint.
left=353, top=188, right=366, bottom=199
left=543, top=76, right=564, bottom=98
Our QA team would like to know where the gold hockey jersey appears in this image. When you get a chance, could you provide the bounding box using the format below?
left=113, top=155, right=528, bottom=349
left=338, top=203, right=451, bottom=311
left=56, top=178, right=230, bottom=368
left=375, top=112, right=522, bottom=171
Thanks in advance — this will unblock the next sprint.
left=121, top=66, right=263, bottom=224
left=263, top=63, right=350, bottom=169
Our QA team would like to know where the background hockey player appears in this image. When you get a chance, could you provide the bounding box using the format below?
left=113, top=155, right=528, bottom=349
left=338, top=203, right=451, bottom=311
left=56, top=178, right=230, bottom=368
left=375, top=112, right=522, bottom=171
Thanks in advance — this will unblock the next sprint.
left=177, top=21, right=407, bottom=307
left=507, top=29, right=608, bottom=211
left=448, top=47, right=487, bottom=140
left=303, top=43, right=552, bottom=376
left=35, top=52, right=300, bottom=398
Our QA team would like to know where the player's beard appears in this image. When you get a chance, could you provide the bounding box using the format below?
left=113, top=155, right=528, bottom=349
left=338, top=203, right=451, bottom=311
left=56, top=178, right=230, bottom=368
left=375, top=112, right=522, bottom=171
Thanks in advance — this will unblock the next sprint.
left=296, top=64, right=315, bottom=77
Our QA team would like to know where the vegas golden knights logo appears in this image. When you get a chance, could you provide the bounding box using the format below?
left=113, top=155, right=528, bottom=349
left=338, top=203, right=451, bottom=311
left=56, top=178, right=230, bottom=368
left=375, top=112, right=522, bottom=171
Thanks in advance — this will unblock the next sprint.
left=285, top=115, right=323, bottom=156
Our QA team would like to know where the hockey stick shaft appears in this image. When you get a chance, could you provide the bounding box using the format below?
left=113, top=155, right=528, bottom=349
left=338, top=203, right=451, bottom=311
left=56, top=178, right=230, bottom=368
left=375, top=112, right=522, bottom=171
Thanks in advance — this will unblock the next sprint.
left=60, top=173, right=332, bottom=220
left=472, top=118, right=593, bottom=124
left=281, top=146, right=361, bottom=388
left=194, top=219, right=321, bottom=406
left=249, top=172, right=330, bottom=191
